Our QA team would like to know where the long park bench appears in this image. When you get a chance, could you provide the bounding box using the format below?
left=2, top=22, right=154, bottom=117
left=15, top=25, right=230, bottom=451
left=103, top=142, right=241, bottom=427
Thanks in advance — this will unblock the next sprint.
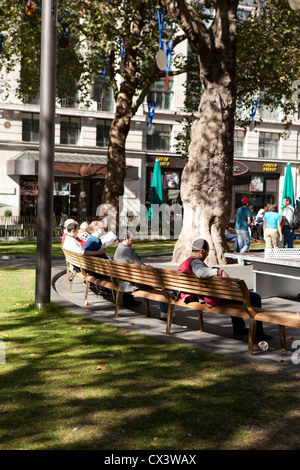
left=62, top=248, right=300, bottom=355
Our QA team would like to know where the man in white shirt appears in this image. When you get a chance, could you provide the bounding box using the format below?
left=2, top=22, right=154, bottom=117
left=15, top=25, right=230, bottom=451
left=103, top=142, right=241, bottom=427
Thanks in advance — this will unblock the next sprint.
left=281, top=197, right=294, bottom=248
left=62, top=221, right=83, bottom=253
left=63, top=221, right=107, bottom=256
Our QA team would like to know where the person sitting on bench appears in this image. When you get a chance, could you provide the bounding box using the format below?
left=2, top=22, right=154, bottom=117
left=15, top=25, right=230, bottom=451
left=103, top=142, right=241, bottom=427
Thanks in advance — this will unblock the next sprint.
left=178, top=238, right=272, bottom=342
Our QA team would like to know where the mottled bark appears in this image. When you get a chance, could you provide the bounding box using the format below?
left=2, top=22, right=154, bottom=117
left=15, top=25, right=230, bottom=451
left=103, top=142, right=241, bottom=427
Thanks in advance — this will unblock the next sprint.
left=162, top=0, right=239, bottom=265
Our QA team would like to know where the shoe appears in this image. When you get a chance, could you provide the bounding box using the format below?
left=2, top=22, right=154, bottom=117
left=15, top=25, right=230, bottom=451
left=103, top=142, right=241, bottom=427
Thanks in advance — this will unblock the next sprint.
left=97, top=289, right=107, bottom=295
left=69, top=271, right=76, bottom=281
left=123, top=299, right=141, bottom=307
left=160, top=311, right=175, bottom=320
left=233, top=327, right=249, bottom=335
left=256, top=333, right=273, bottom=342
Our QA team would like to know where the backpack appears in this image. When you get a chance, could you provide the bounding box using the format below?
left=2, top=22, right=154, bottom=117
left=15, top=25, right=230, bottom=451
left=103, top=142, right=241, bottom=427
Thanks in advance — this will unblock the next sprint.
left=288, top=207, right=300, bottom=230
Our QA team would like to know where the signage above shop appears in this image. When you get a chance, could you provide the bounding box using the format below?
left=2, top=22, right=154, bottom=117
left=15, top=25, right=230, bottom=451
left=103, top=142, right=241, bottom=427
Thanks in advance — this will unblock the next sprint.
left=146, top=155, right=186, bottom=168
left=262, top=162, right=278, bottom=172
left=233, top=160, right=249, bottom=176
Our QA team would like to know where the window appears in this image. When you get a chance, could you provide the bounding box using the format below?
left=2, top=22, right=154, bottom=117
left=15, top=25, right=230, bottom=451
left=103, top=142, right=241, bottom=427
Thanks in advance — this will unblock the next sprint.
left=259, top=91, right=282, bottom=121
left=234, top=130, right=245, bottom=157
left=93, top=75, right=114, bottom=111
left=147, top=80, right=173, bottom=110
left=258, top=132, right=280, bottom=159
left=147, top=124, right=172, bottom=151
left=60, top=116, right=81, bottom=145
left=22, top=113, right=39, bottom=142
left=96, top=119, right=111, bottom=147
left=260, top=104, right=282, bottom=121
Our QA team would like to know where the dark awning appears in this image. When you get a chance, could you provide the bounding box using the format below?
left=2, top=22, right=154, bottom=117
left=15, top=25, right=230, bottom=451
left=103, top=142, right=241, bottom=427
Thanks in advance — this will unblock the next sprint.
left=7, top=151, right=109, bottom=177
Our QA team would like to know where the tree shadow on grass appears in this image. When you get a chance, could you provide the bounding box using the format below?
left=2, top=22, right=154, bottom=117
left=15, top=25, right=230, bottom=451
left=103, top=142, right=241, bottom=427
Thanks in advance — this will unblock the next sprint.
left=1, top=301, right=300, bottom=450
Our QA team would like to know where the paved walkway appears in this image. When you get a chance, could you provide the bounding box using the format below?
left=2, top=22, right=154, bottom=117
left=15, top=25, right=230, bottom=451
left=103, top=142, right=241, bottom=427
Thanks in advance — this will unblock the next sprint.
left=2, top=253, right=300, bottom=372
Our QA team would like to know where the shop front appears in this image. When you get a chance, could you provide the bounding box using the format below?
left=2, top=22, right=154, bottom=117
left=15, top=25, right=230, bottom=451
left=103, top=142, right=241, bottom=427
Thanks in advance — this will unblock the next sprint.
left=146, top=155, right=186, bottom=206
left=233, top=160, right=283, bottom=217
left=7, top=151, right=109, bottom=221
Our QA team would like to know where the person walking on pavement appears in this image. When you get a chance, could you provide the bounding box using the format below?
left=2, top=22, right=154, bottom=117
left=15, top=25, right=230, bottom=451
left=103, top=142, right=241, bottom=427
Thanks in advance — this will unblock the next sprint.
left=235, top=197, right=253, bottom=253
left=281, top=197, right=295, bottom=248
left=263, top=204, right=282, bottom=249
left=254, top=203, right=270, bottom=240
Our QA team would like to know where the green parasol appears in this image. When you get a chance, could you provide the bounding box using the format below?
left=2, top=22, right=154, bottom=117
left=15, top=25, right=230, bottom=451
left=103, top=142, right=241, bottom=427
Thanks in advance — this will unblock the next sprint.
left=281, top=163, right=295, bottom=209
left=148, top=158, right=165, bottom=221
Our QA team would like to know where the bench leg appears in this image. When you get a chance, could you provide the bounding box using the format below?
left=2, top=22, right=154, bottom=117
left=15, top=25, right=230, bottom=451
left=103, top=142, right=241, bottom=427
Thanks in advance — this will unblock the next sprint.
left=166, top=304, right=174, bottom=334
left=248, top=318, right=257, bottom=355
left=84, top=281, right=90, bottom=304
left=198, top=312, right=204, bottom=331
left=69, top=275, right=75, bottom=293
left=278, top=325, right=286, bottom=351
left=144, top=299, right=150, bottom=317
left=114, top=290, right=121, bottom=318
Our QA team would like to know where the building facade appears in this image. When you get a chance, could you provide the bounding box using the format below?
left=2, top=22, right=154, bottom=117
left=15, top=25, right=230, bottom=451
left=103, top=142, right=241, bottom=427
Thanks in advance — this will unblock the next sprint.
left=0, top=40, right=299, bottom=225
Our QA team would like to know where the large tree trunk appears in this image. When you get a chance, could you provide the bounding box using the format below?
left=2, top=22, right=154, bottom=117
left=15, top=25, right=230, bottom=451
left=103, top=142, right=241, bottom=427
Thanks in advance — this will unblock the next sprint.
left=172, top=79, right=235, bottom=265
left=165, top=0, right=239, bottom=266
left=102, top=111, right=130, bottom=228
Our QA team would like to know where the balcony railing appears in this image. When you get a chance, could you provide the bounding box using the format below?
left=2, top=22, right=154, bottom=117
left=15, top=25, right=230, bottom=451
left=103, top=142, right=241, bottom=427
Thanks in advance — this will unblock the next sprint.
left=23, top=95, right=40, bottom=105
left=60, top=97, right=78, bottom=108
left=97, top=100, right=114, bottom=112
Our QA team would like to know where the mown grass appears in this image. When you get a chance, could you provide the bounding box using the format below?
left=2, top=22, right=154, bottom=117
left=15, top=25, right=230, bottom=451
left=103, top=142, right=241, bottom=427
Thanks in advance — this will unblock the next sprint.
left=1, top=238, right=299, bottom=259
left=0, top=239, right=176, bottom=258
left=1, top=267, right=300, bottom=450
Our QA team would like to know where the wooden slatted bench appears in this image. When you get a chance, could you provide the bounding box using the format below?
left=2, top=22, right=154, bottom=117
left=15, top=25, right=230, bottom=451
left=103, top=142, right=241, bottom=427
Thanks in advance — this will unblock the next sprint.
left=61, top=249, right=300, bottom=355
left=63, top=249, right=116, bottom=304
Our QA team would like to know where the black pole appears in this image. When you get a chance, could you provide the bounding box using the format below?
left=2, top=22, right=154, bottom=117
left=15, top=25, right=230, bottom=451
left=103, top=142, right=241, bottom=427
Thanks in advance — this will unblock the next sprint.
left=35, top=0, right=58, bottom=308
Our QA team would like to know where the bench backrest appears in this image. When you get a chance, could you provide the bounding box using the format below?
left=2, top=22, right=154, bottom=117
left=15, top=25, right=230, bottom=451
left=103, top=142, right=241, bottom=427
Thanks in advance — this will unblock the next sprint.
left=63, top=248, right=81, bottom=269
left=62, top=249, right=251, bottom=308
left=159, top=268, right=249, bottom=304
left=79, top=254, right=111, bottom=277
left=107, top=260, right=163, bottom=289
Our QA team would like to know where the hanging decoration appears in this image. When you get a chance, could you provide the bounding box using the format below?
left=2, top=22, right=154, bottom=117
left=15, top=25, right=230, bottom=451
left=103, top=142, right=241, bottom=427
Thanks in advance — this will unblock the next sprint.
left=101, top=68, right=106, bottom=99
left=25, top=0, right=36, bottom=15
left=0, top=35, right=4, bottom=72
left=156, top=9, right=168, bottom=71
left=249, top=99, right=259, bottom=131
left=119, top=38, right=125, bottom=72
left=147, top=101, right=157, bottom=135
left=59, top=18, right=69, bottom=48
left=163, top=39, right=173, bottom=91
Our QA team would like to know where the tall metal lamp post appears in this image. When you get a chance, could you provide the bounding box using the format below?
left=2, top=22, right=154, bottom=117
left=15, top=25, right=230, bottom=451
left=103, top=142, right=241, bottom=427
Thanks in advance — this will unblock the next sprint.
left=35, top=0, right=58, bottom=308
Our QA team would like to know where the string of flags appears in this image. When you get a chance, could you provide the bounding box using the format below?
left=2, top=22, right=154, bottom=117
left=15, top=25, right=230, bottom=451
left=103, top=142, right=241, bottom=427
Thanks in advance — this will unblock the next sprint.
left=102, top=68, right=106, bottom=99
left=250, top=99, right=259, bottom=131
left=156, top=8, right=173, bottom=91
left=147, top=101, right=157, bottom=135
left=15, top=4, right=174, bottom=140
left=59, top=17, right=69, bottom=48
left=150, top=8, right=174, bottom=136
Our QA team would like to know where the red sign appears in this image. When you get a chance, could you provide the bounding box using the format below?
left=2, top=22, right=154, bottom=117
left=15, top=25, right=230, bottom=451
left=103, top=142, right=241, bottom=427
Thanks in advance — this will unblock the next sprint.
left=233, top=160, right=249, bottom=176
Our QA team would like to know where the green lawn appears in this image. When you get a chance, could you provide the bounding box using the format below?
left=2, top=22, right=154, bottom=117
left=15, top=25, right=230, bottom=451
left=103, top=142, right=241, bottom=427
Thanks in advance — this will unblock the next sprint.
left=1, top=268, right=300, bottom=450
left=1, top=238, right=299, bottom=258
left=0, top=239, right=176, bottom=257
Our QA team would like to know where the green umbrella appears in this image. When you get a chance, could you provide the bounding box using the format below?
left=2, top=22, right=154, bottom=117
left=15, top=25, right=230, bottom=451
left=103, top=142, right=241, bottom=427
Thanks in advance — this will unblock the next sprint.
left=148, top=158, right=165, bottom=222
left=281, top=163, right=295, bottom=209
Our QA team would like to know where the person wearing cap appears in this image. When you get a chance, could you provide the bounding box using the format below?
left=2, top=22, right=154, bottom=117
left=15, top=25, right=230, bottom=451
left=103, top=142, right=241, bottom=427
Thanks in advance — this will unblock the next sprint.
left=178, top=238, right=272, bottom=341
left=235, top=197, right=253, bottom=253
